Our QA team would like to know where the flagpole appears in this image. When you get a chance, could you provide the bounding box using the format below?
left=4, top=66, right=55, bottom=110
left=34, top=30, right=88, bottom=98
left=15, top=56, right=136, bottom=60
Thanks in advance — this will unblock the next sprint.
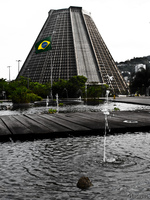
left=50, top=30, right=56, bottom=100
left=28, top=68, right=29, bottom=89
left=50, top=49, right=53, bottom=100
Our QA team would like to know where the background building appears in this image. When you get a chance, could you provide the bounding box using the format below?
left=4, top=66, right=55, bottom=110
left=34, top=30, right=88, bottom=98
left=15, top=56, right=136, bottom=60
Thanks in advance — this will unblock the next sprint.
left=18, top=6, right=128, bottom=94
left=135, top=64, right=146, bottom=73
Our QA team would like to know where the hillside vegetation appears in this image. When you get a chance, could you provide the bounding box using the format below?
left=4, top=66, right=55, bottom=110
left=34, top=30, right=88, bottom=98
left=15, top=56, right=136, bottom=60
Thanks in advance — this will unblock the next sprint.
left=116, top=55, right=150, bottom=74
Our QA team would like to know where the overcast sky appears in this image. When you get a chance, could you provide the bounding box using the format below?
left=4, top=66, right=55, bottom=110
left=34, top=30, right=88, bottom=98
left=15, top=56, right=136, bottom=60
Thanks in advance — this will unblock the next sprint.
left=0, top=0, right=150, bottom=80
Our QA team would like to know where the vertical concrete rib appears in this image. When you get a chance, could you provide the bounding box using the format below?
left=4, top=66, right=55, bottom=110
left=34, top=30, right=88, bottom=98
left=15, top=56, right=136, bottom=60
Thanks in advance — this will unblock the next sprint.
left=70, top=7, right=100, bottom=83
left=84, top=13, right=128, bottom=93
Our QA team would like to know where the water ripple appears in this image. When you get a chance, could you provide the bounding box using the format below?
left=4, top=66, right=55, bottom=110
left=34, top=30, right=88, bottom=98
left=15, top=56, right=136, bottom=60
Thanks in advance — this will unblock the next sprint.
left=0, top=133, right=150, bottom=199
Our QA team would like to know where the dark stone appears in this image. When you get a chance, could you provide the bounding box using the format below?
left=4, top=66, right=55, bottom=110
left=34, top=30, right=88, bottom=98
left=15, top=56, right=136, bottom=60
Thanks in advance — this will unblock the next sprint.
left=77, top=176, right=93, bottom=189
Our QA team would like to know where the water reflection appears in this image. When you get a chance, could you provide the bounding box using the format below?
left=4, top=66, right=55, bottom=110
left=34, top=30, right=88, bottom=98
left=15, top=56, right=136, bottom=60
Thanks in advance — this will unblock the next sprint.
left=0, top=133, right=150, bottom=199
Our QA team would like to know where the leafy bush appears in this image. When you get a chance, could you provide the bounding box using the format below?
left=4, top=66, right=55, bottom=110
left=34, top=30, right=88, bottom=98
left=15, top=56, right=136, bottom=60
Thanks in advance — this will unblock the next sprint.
left=48, top=108, right=57, bottom=114
left=0, top=75, right=110, bottom=101
left=27, top=93, right=42, bottom=102
left=9, top=86, right=42, bottom=103
left=113, top=107, right=120, bottom=111
left=87, top=84, right=108, bottom=98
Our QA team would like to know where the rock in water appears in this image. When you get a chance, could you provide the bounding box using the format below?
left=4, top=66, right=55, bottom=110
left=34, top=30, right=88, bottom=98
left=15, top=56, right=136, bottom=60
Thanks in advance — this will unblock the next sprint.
left=77, top=176, right=93, bottom=189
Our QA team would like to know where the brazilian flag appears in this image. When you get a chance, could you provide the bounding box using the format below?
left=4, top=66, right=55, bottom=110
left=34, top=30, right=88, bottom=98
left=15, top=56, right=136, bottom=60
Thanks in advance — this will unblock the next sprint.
left=35, top=37, right=51, bottom=54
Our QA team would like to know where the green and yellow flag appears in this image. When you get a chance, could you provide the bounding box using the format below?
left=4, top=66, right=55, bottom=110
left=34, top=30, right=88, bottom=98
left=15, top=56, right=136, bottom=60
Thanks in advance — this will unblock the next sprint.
left=35, top=37, right=51, bottom=54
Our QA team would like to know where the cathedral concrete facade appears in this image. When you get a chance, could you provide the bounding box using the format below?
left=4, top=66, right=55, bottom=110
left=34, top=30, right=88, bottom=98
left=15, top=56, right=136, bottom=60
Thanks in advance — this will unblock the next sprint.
left=18, top=6, right=128, bottom=94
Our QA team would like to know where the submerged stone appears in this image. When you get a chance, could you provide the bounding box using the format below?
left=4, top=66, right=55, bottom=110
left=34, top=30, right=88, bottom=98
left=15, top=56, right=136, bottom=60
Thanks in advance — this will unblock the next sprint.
left=77, top=176, right=93, bottom=189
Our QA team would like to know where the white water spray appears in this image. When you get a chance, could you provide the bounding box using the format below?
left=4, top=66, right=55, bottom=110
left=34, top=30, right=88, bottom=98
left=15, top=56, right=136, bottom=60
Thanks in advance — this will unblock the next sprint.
left=56, top=93, right=59, bottom=113
left=46, top=96, right=49, bottom=107
left=103, top=90, right=110, bottom=162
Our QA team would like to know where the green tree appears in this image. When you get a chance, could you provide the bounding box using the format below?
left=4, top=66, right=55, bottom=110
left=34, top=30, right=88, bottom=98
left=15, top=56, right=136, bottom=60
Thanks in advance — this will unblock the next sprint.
left=7, top=76, right=50, bottom=99
left=0, top=78, right=8, bottom=99
left=67, top=75, right=87, bottom=98
left=9, top=86, right=42, bottom=103
left=29, top=82, right=50, bottom=98
left=6, top=76, right=30, bottom=97
left=52, top=79, right=68, bottom=98
left=130, top=68, right=150, bottom=95
left=87, top=84, right=108, bottom=98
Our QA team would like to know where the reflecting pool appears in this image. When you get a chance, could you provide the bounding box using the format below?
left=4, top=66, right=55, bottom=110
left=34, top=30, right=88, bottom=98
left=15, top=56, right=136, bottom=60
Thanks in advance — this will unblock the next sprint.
left=0, top=133, right=150, bottom=199
left=0, top=102, right=150, bottom=115
left=1, top=101, right=150, bottom=199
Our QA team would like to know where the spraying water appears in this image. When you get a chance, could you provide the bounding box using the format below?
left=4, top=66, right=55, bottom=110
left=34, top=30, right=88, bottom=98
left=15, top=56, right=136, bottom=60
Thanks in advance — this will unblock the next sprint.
left=103, top=90, right=110, bottom=162
left=56, top=93, right=59, bottom=113
left=46, top=96, right=49, bottom=107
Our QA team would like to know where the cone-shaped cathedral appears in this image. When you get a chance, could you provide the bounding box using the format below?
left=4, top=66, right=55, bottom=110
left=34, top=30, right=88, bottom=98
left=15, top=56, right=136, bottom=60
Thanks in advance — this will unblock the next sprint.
left=18, top=6, right=128, bottom=94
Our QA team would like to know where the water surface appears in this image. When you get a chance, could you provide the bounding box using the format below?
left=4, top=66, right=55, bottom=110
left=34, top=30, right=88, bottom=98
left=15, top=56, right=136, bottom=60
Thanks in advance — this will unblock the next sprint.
left=1, top=102, right=150, bottom=115
left=0, top=133, right=150, bottom=199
